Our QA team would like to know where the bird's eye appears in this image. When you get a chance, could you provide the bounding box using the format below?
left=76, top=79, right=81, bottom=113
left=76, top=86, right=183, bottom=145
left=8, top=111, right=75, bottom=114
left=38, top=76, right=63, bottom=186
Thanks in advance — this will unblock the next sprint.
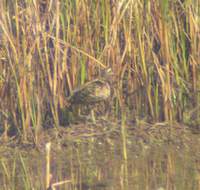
left=107, top=68, right=111, bottom=73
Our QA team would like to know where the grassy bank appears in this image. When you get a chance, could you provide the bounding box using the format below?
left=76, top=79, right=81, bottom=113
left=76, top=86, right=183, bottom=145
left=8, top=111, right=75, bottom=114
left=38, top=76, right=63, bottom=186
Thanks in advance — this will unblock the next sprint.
left=0, top=0, right=199, bottom=140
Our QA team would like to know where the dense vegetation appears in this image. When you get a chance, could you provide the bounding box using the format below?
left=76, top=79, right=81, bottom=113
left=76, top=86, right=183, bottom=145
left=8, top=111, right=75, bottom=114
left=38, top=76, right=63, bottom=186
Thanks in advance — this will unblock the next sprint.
left=0, top=0, right=199, bottom=141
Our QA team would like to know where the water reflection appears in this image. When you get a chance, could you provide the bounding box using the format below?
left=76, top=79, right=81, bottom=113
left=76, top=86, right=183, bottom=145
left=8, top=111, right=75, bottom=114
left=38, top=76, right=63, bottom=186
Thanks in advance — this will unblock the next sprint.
left=0, top=134, right=199, bottom=190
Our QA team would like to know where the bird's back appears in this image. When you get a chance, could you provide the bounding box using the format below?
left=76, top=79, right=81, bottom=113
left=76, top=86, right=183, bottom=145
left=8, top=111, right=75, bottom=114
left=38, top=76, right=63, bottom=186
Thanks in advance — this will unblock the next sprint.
left=68, top=79, right=111, bottom=105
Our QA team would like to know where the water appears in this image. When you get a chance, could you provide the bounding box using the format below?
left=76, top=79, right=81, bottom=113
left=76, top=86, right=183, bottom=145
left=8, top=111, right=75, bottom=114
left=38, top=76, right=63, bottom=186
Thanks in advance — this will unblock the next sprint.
left=0, top=123, right=199, bottom=190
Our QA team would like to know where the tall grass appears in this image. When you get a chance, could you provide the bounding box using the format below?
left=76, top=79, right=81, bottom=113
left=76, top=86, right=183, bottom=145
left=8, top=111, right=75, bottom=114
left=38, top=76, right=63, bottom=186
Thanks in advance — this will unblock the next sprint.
left=0, top=0, right=199, bottom=139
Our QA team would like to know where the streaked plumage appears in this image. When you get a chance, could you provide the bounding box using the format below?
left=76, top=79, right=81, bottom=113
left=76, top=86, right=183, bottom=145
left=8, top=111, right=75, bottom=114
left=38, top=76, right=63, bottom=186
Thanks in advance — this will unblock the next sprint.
left=68, top=79, right=111, bottom=105
left=68, top=68, right=113, bottom=107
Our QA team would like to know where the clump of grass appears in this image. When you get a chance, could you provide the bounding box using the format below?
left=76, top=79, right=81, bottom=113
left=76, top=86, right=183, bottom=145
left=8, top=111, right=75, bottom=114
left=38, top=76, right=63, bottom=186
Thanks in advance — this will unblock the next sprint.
left=0, top=0, right=199, bottom=141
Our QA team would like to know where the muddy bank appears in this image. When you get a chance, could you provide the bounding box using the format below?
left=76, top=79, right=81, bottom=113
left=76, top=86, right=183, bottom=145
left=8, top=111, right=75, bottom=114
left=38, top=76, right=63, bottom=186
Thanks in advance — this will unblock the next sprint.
left=0, top=120, right=199, bottom=155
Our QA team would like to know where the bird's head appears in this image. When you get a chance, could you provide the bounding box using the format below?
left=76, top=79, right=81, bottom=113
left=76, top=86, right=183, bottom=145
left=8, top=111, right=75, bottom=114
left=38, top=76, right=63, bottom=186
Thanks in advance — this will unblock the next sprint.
left=101, top=67, right=114, bottom=80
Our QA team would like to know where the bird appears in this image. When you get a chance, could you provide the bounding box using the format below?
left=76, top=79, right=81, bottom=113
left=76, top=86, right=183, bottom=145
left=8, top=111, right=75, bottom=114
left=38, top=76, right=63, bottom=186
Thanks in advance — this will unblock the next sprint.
left=58, top=67, right=114, bottom=124
left=68, top=68, right=113, bottom=107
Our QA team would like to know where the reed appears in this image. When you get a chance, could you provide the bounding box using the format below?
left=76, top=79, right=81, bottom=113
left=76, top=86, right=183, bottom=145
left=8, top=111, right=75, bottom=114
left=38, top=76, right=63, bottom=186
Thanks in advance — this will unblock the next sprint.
left=0, top=0, right=199, bottom=140
left=45, top=142, right=71, bottom=190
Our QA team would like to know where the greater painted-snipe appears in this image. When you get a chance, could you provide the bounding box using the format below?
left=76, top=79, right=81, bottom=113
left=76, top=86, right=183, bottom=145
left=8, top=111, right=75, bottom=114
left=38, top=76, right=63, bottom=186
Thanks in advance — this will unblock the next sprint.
left=68, top=68, right=113, bottom=107
left=59, top=68, right=113, bottom=124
